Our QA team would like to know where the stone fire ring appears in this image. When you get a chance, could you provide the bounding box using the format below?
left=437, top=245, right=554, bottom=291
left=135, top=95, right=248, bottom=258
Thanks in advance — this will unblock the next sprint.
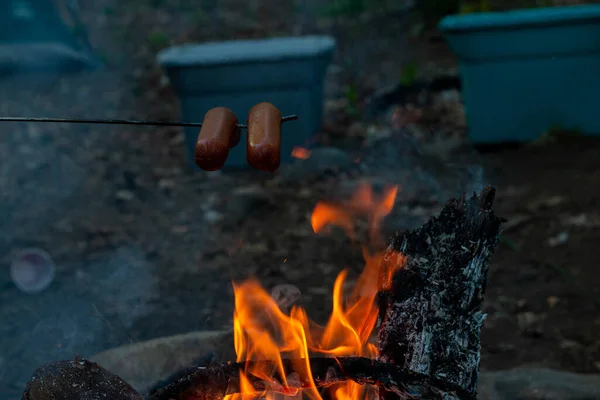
left=91, top=331, right=600, bottom=399
left=91, top=330, right=235, bottom=394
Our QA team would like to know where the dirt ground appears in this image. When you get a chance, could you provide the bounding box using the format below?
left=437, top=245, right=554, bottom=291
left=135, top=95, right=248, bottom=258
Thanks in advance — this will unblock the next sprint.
left=0, top=1, right=599, bottom=399
left=481, top=138, right=600, bottom=373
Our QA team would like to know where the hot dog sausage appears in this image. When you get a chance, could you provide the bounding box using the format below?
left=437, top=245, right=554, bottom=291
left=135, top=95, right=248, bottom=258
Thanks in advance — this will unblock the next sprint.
left=246, top=102, right=282, bottom=172
left=194, top=107, right=240, bottom=171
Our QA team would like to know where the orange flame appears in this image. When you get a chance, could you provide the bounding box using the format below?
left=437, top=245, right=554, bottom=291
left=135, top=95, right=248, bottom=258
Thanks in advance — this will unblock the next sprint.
left=227, top=182, right=405, bottom=400
left=311, top=182, right=399, bottom=248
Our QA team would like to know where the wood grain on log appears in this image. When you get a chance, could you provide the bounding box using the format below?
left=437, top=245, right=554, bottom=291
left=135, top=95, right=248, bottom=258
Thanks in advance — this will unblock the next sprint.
left=377, top=186, right=502, bottom=399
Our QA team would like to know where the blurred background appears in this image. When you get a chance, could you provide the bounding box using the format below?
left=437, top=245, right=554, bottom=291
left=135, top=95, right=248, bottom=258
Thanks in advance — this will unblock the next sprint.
left=1, top=0, right=599, bottom=399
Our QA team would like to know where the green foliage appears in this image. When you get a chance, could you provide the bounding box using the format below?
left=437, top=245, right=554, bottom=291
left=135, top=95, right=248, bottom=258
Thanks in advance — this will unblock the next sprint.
left=148, top=31, right=169, bottom=49
left=321, top=0, right=366, bottom=17
left=459, top=0, right=491, bottom=14
left=319, top=0, right=387, bottom=18
left=345, top=84, right=361, bottom=117
left=193, top=9, right=208, bottom=23
left=399, top=61, right=418, bottom=86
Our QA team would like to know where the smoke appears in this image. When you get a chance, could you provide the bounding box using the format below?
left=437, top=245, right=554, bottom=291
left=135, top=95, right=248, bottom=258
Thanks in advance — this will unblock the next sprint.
left=0, top=246, right=159, bottom=399
left=85, top=246, right=160, bottom=331
left=362, top=126, right=486, bottom=193
left=0, top=133, right=86, bottom=249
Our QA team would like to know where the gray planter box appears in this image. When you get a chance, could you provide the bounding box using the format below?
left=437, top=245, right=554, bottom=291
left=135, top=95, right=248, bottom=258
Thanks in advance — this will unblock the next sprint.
left=157, top=36, right=336, bottom=169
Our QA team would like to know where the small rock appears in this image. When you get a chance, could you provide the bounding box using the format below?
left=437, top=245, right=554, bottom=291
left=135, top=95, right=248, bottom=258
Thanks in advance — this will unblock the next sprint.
left=244, top=242, right=269, bottom=254
left=159, top=74, right=170, bottom=87
left=158, top=178, right=176, bottom=190
left=270, top=284, right=302, bottom=312
left=169, top=133, right=185, bottom=145
left=91, top=331, right=234, bottom=394
left=546, top=295, right=560, bottom=308
left=528, top=195, right=565, bottom=211
left=116, top=189, right=134, bottom=201
left=204, top=210, right=224, bottom=223
left=171, top=225, right=189, bottom=234
left=348, top=122, right=367, bottom=138
left=562, top=213, right=600, bottom=228
left=478, top=368, right=600, bottom=400
left=23, top=359, right=143, bottom=400
left=560, top=339, right=581, bottom=349
left=297, top=187, right=312, bottom=198
left=517, top=311, right=545, bottom=337
left=502, top=214, right=533, bottom=233
left=547, top=231, right=569, bottom=247
left=229, top=184, right=275, bottom=218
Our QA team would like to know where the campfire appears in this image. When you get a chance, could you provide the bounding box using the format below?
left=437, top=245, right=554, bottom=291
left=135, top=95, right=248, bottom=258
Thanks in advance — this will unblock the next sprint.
left=22, top=186, right=502, bottom=400
left=226, top=182, right=402, bottom=400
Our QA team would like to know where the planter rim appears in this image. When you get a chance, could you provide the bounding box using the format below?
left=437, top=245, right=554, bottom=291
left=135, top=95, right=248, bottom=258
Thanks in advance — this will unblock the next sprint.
left=157, top=35, right=336, bottom=68
left=439, top=5, right=600, bottom=33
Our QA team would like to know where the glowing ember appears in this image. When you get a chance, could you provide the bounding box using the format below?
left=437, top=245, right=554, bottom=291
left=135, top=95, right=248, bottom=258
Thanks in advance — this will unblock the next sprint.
left=226, top=182, right=406, bottom=400
left=291, top=146, right=311, bottom=160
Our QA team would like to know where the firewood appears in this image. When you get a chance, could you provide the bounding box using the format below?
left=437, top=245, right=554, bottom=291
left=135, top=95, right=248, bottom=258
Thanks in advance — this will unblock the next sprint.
left=149, top=187, right=500, bottom=400
left=149, top=357, right=475, bottom=400
left=377, top=186, right=502, bottom=399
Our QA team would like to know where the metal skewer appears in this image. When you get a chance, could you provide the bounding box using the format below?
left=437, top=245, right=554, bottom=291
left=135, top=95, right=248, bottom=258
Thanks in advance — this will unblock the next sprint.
left=0, top=115, right=298, bottom=129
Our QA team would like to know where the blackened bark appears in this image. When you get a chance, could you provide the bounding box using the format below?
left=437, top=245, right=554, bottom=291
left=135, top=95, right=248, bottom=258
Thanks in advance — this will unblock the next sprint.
left=377, top=186, right=502, bottom=399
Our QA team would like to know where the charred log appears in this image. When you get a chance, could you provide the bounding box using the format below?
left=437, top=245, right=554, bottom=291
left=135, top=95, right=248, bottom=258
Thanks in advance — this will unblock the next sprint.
left=377, top=186, right=502, bottom=399
left=21, top=357, right=143, bottom=400
left=149, top=357, right=475, bottom=400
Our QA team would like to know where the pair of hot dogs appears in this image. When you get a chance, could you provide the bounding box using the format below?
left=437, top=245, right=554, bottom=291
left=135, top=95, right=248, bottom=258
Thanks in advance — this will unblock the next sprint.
left=194, top=102, right=282, bottom=172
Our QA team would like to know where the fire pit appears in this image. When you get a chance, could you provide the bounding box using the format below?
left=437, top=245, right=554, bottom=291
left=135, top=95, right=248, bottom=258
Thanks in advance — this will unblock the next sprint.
left=22, top=186, right=502, bottom=400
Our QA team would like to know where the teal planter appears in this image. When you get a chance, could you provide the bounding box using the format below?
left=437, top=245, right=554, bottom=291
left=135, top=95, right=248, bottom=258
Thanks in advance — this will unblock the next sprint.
left=439, top=5, right=600, bottom=143
left=158, top=36, right=336, bottom=169
left=0, top=0, right=100, bottom=73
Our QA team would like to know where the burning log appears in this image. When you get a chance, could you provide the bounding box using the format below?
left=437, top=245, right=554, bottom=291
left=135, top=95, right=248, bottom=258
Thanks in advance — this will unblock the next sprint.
left=149, top=357, right=476, bottom=400
left=21, top=187, right=501, bottom=400
left=377, top=186, right=502, bottom=399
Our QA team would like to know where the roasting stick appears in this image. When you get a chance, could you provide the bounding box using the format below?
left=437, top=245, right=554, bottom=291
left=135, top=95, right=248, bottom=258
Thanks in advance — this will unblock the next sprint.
left=0, top=115, right=298, bottom=129
left=0, top=103, right=298, bottom=172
